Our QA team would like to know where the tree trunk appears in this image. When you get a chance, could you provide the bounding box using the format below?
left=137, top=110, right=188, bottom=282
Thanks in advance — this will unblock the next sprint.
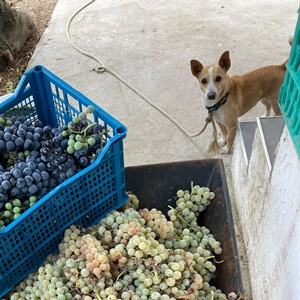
left=0, top=0, right=35, bottom=71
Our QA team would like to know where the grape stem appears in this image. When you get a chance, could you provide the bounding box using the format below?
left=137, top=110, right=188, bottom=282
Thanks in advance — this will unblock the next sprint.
left=211, top=291, right=215, bottom=300
left=190, top=181, right=194, bottom=194
left=167, top=205, right=198, bottom=233
left=83, top=122, right=96, bottom=138
left=116, top=269, right=126, bottom=282
left=213, top=257, right=224, bottom=264
left=204, top=255, right=224, bottom=264
left=8, top=151, right=19, bottom=162
left=69, top=121, right=108, bottom=138
left=69, top=121, right=109, bottom=149
left=70, top=268, right=82, bottom=295
left=153, top=271, right=159, bottom=281
left=89, top=278, right=102, bottom=300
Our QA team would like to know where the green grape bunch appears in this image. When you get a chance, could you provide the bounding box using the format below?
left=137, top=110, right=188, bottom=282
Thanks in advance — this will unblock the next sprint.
left=64, top=105, right=108, bottom=162
left=8, top=183, right=240, bottom=300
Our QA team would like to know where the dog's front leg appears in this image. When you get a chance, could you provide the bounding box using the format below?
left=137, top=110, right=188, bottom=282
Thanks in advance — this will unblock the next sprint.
left=221, top=124, right=237, bottom=154
left=216, top=121, right=227, bottom=146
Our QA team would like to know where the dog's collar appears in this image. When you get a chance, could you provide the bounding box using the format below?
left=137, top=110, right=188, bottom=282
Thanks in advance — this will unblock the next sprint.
left=205, top=92, right=229, bottom=112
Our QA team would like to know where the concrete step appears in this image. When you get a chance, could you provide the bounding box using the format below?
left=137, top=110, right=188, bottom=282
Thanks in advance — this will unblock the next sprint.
left=237, top=121, right=257, bottom=165
left=237, top=116, right=284, bottom=171
left=231, top=117, right=286, bottom=294
left=256, top=116, right=285, bottom=171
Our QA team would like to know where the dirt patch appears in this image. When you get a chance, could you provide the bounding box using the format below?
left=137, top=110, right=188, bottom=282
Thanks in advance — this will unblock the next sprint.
left=0, top=0, right=57, bottom=96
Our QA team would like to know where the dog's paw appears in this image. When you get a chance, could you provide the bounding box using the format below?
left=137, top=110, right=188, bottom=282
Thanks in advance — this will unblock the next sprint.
left=218, top=138, right=227, bottom=147
left=220, top=146, right=231, bottom=154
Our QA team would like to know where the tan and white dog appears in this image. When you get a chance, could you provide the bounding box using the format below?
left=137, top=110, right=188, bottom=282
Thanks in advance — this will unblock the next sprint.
left=190, top=51, right=286, bottom=153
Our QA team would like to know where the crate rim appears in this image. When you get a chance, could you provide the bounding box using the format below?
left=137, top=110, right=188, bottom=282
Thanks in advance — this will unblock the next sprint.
left=4, top=65, right=128, bottom=137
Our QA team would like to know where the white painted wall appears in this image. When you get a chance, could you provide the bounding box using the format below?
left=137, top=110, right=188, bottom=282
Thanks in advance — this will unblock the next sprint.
left=231, top=126, right=300, bottom=300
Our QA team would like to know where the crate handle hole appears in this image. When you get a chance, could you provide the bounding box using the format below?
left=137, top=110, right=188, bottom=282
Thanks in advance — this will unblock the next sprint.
left=116, top=125, right=127, bottom=135
left=34, top=65, right=43, bottom=73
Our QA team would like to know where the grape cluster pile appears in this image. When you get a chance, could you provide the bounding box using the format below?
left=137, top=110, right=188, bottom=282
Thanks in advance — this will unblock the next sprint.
left=0, top=107, right=107, bottom=229
left=8, top=184, right=237, bottom=300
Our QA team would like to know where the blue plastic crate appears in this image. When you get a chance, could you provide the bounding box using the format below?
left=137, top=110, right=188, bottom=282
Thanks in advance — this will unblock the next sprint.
left=279, top=8, right=300, bottom=159
left=0, top=65, right=128, bottom=297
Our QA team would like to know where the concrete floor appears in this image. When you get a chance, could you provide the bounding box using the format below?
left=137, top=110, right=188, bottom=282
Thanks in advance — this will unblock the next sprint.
left=27, top=0, right=299, bottom=298
left=28, top=0, right=298, bottom=167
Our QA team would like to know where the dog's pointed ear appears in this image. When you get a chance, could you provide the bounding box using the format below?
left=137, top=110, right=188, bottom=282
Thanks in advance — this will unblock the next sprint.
left=190, top=59, right=203, bottom=77
left=218, top=51, right=231, bottom=72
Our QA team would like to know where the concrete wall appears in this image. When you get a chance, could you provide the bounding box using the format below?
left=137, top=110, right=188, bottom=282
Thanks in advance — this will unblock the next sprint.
left=231, top=126, right=300, bottom=299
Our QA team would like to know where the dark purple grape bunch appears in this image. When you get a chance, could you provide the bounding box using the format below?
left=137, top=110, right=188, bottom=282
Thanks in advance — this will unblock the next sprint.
left=0, top=106, right=108, bottom=229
